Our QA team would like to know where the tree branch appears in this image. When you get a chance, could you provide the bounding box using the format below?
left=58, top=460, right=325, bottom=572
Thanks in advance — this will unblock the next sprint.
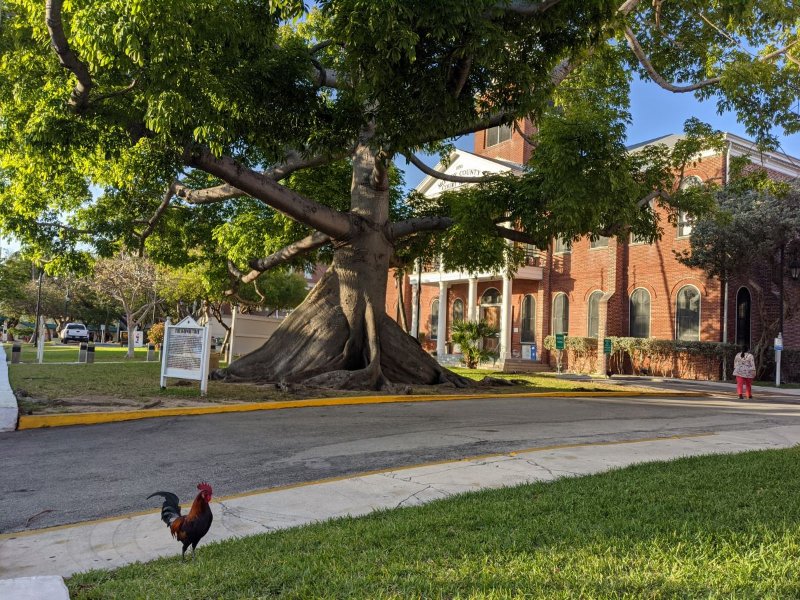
left=45, top=0, right=94, bottom=111
left=92, top=78, right=139, bottom=104
left=403, top=153, right=503, bottom=184
left=174, top=182, right=246, bottom=204
left=624, top=26, right=722, bottom=93
left=496, top=0, right=564, bottom=15
left=175, top=149, right=343, bottom=205
left=243, top=231, right=331, bottom=283
left=189, top=149, right=351, bottom=239
left=617, top=0, right=644, bottom=16
left=389, top=216, right=455, bottom=240
left=494, top=225, right=539, bottom=245
left=136, top=182, right=176, bottom=255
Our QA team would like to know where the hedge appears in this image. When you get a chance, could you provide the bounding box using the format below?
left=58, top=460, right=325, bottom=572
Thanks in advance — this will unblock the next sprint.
left=543, top=335, right=740, bottom=380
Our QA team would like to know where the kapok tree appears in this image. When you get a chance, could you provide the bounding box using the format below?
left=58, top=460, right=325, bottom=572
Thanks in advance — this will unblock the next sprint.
left=0, top=1, right=798, bottom=389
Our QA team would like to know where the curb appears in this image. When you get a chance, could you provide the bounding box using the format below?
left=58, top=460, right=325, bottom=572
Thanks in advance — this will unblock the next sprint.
left=0, top=359, right=18, bottom=432
left=16, top=390, right=707, bottom=430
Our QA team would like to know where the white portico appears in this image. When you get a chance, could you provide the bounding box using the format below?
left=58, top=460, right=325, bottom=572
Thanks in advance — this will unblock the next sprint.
left=408, top=149, right=542, bottom=362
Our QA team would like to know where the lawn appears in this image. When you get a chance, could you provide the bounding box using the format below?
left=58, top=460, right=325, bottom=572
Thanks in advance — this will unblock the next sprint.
left=68, top=447, right=800, bottom=598
left=4, top=344, right=656, bottom=414
left=2, top=342, right=151, bottom=363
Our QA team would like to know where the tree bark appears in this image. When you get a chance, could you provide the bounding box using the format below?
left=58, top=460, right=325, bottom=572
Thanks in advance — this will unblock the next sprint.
left=216, top=137, right=469, bottom=390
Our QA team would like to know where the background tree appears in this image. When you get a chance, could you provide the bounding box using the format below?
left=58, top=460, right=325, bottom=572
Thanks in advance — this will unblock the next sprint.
left=0, top=1, right=798, bottom=389
left=91, top=254, right=165, bottom=358
left=679, top=173, right=800, bottom=370
left=0, top=253, right=34, bottom=330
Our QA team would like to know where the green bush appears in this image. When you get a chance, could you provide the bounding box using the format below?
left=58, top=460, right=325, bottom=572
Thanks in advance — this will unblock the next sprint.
left=544, top=335, right=738, bottom=379
left=147, top=322, right=165, bottom=346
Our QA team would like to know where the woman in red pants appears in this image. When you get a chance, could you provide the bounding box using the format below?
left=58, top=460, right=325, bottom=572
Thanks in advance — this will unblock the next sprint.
left=732, top=346, right=756, bottom=400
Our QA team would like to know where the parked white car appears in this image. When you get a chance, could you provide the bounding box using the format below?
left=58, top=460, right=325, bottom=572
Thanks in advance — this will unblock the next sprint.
left=60, top=322, right=90, bottom=343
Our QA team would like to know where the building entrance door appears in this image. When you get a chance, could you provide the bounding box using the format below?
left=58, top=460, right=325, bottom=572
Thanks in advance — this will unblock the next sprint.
left=482, top=306, right=500, bottom=352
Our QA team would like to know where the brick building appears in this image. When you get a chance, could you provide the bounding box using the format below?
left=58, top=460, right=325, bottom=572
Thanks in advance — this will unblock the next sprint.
left=385, top=125, right=800, bottom=375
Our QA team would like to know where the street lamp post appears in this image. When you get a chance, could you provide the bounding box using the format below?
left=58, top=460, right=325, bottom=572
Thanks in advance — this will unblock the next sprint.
left=31, top=268, right=44, bottom=346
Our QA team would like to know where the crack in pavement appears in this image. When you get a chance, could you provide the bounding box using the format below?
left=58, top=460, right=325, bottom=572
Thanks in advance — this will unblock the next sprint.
left=216, top=501, right=274, bottom=532
left=395, top=484, right=434, bottom=508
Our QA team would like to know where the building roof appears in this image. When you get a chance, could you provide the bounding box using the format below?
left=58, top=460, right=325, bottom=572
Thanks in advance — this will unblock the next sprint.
left=415, top=149, right=523, bottom=197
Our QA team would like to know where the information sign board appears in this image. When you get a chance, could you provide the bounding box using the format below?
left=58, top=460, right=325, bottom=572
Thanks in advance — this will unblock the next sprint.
left=603, top=338, right=612, bottom=354
left=555, top=333, right=565, bottom=350
left=160, top=316, right=211, bottom=395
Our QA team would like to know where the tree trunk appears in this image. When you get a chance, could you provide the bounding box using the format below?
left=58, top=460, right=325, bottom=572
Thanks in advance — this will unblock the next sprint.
left=127, top=323, right=136, bottom=359
left=217, top=137, right=468, bottom=390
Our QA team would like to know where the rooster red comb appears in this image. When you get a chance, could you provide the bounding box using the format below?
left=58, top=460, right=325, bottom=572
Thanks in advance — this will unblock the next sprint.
left=197, top=482, right=213, bottom=494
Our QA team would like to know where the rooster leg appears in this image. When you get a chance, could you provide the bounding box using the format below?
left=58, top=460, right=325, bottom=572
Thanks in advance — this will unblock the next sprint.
left=181, top=543, right=189, bottom=561
left=192, top=546, right=196, bottom=560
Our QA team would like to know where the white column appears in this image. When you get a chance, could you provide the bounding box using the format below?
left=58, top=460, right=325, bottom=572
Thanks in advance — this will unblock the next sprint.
left=410, top=281, right=419, bottom=338
left=437, top=281, right=448, bottom=356
left=500, top=274, right=513, bottom=359
left=468, top=278, right=478, bottom=321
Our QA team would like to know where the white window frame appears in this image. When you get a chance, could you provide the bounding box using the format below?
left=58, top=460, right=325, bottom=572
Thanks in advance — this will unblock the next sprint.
left=552, top=292, right=569, bottom=335
left=554, top=237, right=571, bottom=254
left=587, top=291, right=603, bottom=338
left=485, top=124, right=512, bottom=147
left=521, top=294, right=536, bottom=343
left=430, top=298, right=439, bottom=340
left=452, top=298, right=464, bottom=323
left=628, top=287, right=651, bottom=338
left=675, top=285, right=701, bottom=341
left=677, top=211, right=694, bottom=238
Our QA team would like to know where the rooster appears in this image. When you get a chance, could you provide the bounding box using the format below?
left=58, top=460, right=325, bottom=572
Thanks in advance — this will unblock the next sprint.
left=148, top=482, right=213, bottom=560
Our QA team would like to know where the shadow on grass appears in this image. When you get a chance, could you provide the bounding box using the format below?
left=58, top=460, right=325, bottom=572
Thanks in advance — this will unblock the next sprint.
left=69, top=448, right=800, bottom=598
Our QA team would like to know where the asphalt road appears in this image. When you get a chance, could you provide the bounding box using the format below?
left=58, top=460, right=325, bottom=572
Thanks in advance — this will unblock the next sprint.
left=3, top=391, right=800, bottom=533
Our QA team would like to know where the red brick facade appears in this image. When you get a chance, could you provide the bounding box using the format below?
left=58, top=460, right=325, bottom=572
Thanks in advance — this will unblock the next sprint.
left=385, top=128, right=800, bottom=376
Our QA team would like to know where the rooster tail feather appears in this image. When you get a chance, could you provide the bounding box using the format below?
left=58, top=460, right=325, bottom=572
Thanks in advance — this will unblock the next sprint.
left=147, top=491, right=182, bottom=526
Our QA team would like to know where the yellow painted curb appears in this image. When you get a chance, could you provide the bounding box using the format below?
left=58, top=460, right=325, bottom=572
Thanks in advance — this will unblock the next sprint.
left=16, top=390, right=707, bottom=430
left=0, top=430, right=713, bottom=541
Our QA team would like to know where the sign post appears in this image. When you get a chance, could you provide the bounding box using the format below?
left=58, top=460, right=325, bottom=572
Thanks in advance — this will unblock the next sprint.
left=555, top=333, right=565, bottom=374
left=775, top=333, right=783, bottom=388
left=160, top=316, right=212, bottom=396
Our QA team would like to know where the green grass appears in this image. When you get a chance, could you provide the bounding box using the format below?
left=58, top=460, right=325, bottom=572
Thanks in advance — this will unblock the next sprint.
left=5, top=348, right=647, bottom=414
left=68, top=448, right=800, bottom=599
left=2, top=342, right=151, bottom=363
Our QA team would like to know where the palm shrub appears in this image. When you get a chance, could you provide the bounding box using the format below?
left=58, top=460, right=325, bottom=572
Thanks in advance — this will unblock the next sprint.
left=451, top=320, right=499, bottom=369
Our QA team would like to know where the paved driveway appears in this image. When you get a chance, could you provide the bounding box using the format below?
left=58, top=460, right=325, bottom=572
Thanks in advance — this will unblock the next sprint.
left=2, top=391, right=799, bottom=533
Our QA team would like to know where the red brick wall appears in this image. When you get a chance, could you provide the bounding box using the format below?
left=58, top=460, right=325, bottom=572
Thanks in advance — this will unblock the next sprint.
left=474, top=119, right=536, bottom=165
left=384, top=132, right=800, bottom=377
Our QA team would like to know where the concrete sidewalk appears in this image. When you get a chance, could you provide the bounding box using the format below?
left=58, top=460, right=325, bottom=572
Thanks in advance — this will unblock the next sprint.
left=3, top=421, right=800, bottom=580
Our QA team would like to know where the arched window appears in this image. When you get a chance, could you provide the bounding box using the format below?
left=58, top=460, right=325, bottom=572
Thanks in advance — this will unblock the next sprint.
left=552, top=293, right=569, bottom=335
left=587, top=291, right=603, bottom=338
left=430, top=299, right=439, bottom=340
left=676, top=286, right=701, bottom=341
left=736, top=287, right=751, bottom=349
left=521, top=295, right=536, bottom=343
left=629, top=288, right=651, bottom=338
left=481, top=288, right=502, bottom=305
left=452, top=298, right=464, bottom=323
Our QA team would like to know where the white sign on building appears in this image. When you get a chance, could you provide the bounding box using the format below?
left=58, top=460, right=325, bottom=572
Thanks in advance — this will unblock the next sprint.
left=160, top=316, right=212, bottom=395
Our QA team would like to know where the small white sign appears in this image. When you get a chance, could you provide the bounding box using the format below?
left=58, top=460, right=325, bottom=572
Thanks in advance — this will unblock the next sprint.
left=160, top=316, right=211, bottom=395
left=774, top=337, right=784, bottom=351
left=134, top=330, right=144, bottom=348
